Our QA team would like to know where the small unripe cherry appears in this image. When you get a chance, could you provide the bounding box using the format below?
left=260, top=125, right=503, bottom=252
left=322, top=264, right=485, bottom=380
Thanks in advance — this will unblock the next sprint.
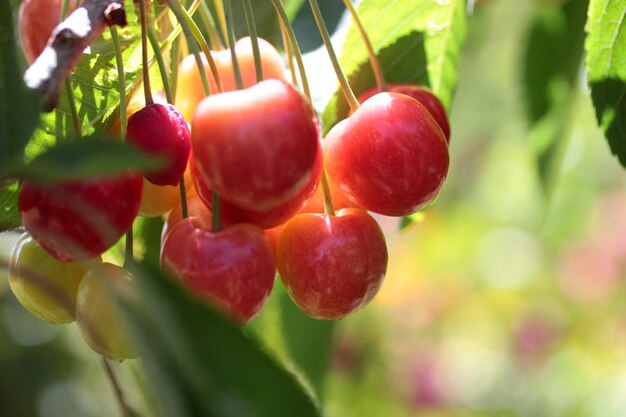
left=76, top=263, right=137, bottom=361
left=9, top=232, right=101, bottom=324
left=126, top=103, right=191, bottom=186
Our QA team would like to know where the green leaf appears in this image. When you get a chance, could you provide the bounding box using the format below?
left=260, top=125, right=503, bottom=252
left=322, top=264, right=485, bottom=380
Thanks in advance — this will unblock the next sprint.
left=0, top=182, right=21, bottom=232
left=585, top=0, right=626, bottom=166
left=322, top=0, right=467, bottom=133
left=5, top=139, right=164, bottom=183
left=522, top=0, right=588, bottom=187
left=118, top=262, right=322, bottom=417
left=277, top=283, right=335, bottom=396
left=0, top=0, right=41, bottom=167
left=137, top=216, right=165, bottom=269
left=25, top=0, right=152, bottom=160
left=522, top=0, right=588, bottom=124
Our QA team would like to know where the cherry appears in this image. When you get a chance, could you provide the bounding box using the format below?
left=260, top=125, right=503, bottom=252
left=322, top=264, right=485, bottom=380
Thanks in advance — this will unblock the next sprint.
left=175, top=36, right=286, bottom=121
left=138, top=167, right=192, bottom=218
left=192, top=79, right=320, bottom=211
left=358, top=84, right=450, bottom=142
left=325, top=93, right=449, bottom=217
left=18, top=0, right=77, bottom=64
left=161, top=217, right=275, bottom=324
left=161, top=194, right=213, bottom=244
left=76, top=263, right=137, bottom=361
left=189, top=142, right=322, bottom=229
left=19, top=173, right=143, bottom=261
left=126, top=103, right=191, bottom=186
left=8, top=232, right=101, bottom=324
left=276, top=208, right=388, bottom=320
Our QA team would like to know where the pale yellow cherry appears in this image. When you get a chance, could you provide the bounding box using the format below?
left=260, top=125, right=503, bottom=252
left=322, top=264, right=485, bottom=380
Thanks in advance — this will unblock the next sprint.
left=9, top=232, right=101, bottom=324
left=76, top=263, right=137, bottom=361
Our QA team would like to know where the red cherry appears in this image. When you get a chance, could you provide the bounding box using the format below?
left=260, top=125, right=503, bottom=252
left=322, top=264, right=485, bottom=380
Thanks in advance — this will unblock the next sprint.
left=325, top=93, right=449, bottom=217
left=358, top=84, right=450, bottom=142
left=189, top=142, right=323, bottom=229
left=192, top=79, right=320, bottom=211
left=276, top=208, right=388, bottom=320
left=161, top=194, right=213, bottom=244
left=18, top=0, right=77, bottom=64
left=19, top=174, right=143, bottom=261
left=161, top=217, right=276, bottom=324
left=126, top=103, right=191, bottom=186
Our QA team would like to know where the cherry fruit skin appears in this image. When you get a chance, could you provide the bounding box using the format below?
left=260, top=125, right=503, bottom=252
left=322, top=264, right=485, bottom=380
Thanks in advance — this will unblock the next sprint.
left=19, top=174, right=143, bottom=262
left=325, top=93, right=449, bottom=217
left=358, top=84, right=450, bottom=142
left=190, top=143, right=322, bottom=229
left=8, top=232, right=101, bottom=324
left=126, top=103, right=191, bottom=186
left=161, top=194, right=213, bottom=244
left=192, top=79, right=320, bottom=211
left=76, top=263, right=137, bottom=361
left=175, top=36, right=286, bottom=121
left=161, top=218, right=275, bottom=324
left=276, top=208, right=388, bottom=320
left=19, top=0, right=77, bottom=64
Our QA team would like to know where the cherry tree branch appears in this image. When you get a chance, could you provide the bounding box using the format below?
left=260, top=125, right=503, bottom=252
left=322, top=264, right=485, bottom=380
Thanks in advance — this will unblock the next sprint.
left=24, top=0, right=127, bottom=111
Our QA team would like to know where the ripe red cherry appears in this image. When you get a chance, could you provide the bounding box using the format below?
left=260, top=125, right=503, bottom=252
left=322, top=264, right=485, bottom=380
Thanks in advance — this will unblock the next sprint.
left=358, top=84, right=450, bottom=142
left=19, top=0, right=77, bottom=64
left=161, top=194, right=213, bottom=244
left=161, top=218, right=276, bottom=324
left=126, top=103, right=191, bottom=186
left=189, top=143, right=322, bottom=229
left=276, top=208, right=388, bottom=320
left=192, top=79, right=320, bottom=211
left=325, top=93, right=449, bottom=217
left=19, top=174, right=143, bottom=261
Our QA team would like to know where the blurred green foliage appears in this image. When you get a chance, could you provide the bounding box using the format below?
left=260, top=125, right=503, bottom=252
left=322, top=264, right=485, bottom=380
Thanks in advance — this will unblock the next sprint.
left=1, top=0, right=626, bottom=416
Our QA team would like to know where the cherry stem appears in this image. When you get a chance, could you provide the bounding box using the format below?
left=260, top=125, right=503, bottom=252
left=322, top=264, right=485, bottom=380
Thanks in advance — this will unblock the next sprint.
left=280, top=23, right=298, bottom=87
left=320, top=172, right=336, bottom=216
left=65, top=81, right=82, bottom=138
left=270, top=0, right=311, bottom=102
left=167, top=0, right=224, bottom=93
left=213, top=0, right=228, bottom=45
left=342, top=0, right=385, bottom=91
left=61, top=0, right=81, bottom=139
left=139, top=0, right=154, bottom=105
left=271, top=0, right=335, bottom=213
left=179, top=178, right=188, bottom=219
left=147, top=24, right=173, bottom=103
left=224, top=0, right=243, bottom=90
left=170, top=37, right=181, bottom=100
left=60, top=0, right=71, bottom=20
left=242, top=0, right=263, bottom=83
left=124, top=228, right=133, bottom=267
left=102, top=358, right=132, bottom=417
left=307, top=0, right=359, bottom=111
left=212, top=192, right=222, bottom=232
left=110, top=27, right=127, bottom=141
left=199, top=2, right=224, bottom=50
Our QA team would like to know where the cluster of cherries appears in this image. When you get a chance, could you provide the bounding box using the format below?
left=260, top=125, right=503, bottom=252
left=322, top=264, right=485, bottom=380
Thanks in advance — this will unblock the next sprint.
left=10, top=0, right=450, bottom=361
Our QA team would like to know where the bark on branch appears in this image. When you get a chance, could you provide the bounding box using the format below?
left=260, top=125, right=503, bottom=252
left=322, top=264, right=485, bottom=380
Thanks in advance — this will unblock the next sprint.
left=24, top=0, right=127, bottom=112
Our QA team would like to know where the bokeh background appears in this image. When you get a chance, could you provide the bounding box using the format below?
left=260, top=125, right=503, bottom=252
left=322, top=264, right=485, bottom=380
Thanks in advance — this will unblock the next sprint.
left=3, top=0, right=626, bottom=416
